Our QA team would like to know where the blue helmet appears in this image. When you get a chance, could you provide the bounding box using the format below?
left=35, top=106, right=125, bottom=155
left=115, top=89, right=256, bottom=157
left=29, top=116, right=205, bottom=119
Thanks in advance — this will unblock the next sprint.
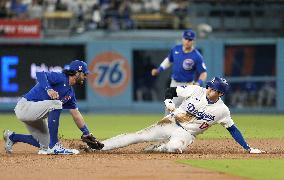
left=183, top=29, right=196, bottom=40
left=206, top=77, right=230, bottom=94
left=69, top=60, right=89, bottom=74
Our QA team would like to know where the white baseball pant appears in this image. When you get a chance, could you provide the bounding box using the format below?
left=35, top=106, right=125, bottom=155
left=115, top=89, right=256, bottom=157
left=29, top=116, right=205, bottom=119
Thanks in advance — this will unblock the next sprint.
left=102, top=120, right=195, bottom=153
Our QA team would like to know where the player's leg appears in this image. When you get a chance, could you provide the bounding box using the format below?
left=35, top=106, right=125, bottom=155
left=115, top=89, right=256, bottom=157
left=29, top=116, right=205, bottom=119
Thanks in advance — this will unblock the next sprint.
left=47, top=109, right=61, bottom=148
left=148, top=126, right=194, bottom=153
left=24, top=117, right=50, bottom=149
left=102, top=123, right=177, bottom=150
left=6, top=117, right=49, bottom=154
left=14, top=98, right=62, bottom=121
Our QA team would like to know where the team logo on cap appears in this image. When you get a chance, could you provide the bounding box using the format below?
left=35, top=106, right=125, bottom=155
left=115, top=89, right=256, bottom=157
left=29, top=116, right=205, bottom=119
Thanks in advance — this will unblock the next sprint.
left=79, top=66, right=82, bottom=71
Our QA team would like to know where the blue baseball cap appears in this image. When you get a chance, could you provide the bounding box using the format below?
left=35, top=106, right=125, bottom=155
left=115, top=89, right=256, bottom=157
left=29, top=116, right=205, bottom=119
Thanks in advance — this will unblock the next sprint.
left=69, top=60, right=89, bottom=74
left=183, top=29, right=196, bottom=40
left=206, top=77, right=230, bottom=95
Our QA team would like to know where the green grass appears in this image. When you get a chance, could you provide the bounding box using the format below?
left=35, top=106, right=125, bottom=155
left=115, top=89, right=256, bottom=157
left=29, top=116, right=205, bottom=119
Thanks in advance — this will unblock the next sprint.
left=0, top=114, right=284, bottom=139
left=179, top=159, right=284, bottom=180
left=199, top=114, right=284, bottom=139
left=1, top=113, right=284, bottom=179
left=0, top=113, right=161, bottom=140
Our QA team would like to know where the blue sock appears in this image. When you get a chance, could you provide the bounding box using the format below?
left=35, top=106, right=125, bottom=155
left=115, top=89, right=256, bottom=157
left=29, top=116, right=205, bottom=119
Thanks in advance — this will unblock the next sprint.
left=48, top=109, right=61, bottom=148
left=10, top=133, right=40, bottom=148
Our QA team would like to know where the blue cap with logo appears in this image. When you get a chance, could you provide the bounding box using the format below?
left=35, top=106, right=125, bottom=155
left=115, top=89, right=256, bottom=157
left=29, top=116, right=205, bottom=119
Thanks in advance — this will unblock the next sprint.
left=183, top=29, right=196, bottom=40
left=69, top=60, right=89, bottom=74
left=206, top=77, right=230, bottom=94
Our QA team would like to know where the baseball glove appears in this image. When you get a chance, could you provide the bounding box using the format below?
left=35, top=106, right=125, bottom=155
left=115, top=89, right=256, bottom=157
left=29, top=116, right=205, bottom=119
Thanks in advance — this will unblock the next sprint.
left=81, top=134, right=104, bottom=150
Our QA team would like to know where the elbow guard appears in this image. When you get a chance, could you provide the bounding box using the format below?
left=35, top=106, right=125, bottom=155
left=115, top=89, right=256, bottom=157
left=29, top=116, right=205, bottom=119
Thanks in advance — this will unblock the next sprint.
left=165, top=87, right=177, bottom=99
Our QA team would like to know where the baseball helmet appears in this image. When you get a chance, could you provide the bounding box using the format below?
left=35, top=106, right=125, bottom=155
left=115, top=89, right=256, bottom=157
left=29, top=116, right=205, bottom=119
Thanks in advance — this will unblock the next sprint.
left=206, top=77, right=230, bottom=94
left=68, top=60, right=89, bottom=74
left=183, top=29, right=196, bottom=40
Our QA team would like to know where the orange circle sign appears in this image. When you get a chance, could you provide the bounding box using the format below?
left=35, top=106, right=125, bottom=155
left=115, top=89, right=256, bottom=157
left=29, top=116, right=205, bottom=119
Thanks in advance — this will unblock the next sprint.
left=88, top=52, right=131, bottom=97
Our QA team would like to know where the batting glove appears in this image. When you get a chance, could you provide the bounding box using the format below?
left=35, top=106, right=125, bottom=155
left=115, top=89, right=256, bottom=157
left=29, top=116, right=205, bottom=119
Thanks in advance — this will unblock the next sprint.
left=164, top=99, right=176, bottom=112
left=249, top=147, right=266, bottom=154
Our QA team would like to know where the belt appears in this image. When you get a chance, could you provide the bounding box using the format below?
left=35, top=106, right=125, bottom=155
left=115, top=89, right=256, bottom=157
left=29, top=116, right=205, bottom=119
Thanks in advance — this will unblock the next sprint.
left=173, top=79, right=194, bottom=83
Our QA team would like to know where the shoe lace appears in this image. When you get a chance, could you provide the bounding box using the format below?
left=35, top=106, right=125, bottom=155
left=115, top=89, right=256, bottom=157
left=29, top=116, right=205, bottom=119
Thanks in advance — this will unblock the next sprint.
left=55, top=143, right=66, bottom=151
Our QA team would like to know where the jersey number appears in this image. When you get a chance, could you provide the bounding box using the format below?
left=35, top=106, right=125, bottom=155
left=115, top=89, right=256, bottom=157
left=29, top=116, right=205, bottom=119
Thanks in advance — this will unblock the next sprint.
left=199, top=122, right=209, bottom=129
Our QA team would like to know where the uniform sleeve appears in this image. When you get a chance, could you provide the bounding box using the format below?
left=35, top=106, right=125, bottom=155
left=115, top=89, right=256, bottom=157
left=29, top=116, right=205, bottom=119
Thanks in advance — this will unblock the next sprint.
left=62, top=92, right=78, bottom=109
left=195, top=51, right=207, bottom=74
left=36, top=72, right=63, bottom=90
left=176, top=85, right=200, bottom=98
left=167, top=48, right=174, bottom=63
left=216, top=106, right=234, bottom=128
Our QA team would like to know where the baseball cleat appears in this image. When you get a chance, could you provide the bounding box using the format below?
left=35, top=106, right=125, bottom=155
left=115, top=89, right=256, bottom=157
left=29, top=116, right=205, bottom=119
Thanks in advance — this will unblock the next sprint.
left=49, top=143, right=79, bottom=155
left=3, top=130, right=15, bottom=154
left=38, top=147, right=52, bottom=155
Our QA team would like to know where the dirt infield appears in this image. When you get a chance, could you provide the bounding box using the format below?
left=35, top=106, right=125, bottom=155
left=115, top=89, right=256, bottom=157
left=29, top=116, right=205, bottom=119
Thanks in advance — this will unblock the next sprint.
left=1, top=139, right=284, bottom=180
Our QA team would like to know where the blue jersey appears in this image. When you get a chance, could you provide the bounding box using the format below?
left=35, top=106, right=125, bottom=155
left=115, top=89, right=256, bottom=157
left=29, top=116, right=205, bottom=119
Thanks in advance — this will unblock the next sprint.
left=168, top=45, right=206, bottom=82
left=24, top=72, right=77, bottom=109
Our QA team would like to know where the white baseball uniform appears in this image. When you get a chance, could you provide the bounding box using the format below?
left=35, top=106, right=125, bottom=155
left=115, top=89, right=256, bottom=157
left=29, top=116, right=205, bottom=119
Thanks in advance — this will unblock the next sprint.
left=102, top=85, right=234, bottom=153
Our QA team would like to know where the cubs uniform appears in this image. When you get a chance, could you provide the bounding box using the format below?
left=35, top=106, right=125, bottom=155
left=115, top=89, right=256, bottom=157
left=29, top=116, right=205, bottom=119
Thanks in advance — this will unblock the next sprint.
left=101, top=77, right=264, bottom=154
left=3, top=60, right=104, bottom=155
left=152, top=29, right=207, bottom=114
left=168, top=45, right=207, bottom=87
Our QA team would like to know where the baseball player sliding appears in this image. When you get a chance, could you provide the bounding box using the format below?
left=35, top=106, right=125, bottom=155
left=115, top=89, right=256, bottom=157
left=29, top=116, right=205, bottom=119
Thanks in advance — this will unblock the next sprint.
left=3, top=60, right=104, bottom=155
left=98, top=77, right=264, bottom=154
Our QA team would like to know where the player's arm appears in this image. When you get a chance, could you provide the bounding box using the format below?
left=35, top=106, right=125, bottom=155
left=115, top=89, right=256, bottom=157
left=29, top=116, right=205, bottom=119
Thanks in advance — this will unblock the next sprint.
left=69, top=108, right=104, bottom=150
left=36, top=71, right=59, bottom=99
left=151, top=57, right=171, bottom=76
left=69, top=108, right=89, bottom=133
left=164, top=85, right=197, bottom=111
left=195, top=71, right=207, bottom=86
left=226, top=124, right=265, bottom=154
left=194, top=53, right=207, bottom=86
left=163, top=87, right=177, bottom=111
left=218, top=109, right=265, bottom=154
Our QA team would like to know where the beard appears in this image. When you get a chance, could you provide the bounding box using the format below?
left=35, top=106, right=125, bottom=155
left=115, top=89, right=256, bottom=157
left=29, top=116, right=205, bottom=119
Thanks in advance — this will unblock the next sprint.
left=75, top=77, right=84, bottom=85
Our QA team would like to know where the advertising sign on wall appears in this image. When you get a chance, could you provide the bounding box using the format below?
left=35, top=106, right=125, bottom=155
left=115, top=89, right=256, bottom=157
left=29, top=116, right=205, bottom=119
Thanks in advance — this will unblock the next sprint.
left=89, top=51, right=131, bottom=97
left=0, top=44, right=86, bottom=102
left=0, top=19, right=41, bottom=38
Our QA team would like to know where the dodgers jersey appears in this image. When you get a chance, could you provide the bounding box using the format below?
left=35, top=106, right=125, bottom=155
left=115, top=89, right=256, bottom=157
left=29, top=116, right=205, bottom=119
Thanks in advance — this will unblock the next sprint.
left=24, top=72, right=77, bottom=109
left=168, top=45, right=207, bottom=82
left=173, top=85, right=234, bottom=136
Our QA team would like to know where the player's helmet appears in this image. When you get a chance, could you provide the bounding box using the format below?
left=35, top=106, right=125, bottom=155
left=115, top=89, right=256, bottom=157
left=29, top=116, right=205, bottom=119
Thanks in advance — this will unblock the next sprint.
left=183, top=29, right=196, bottom=40
left=206, top=77, right=229, bottom=95
left=69, top=60, right=89, bottom=74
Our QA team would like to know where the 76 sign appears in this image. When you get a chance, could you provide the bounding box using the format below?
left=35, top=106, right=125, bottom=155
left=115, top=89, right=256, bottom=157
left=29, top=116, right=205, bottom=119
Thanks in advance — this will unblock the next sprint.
left=89, top=52, right=131, bottom=97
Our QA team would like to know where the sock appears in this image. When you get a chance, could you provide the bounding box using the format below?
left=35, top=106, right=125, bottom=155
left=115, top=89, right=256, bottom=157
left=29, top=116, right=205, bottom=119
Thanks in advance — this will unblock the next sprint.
left=10, top=133, right=40, bottom=148
left=48, top=109, right=62, bottom=148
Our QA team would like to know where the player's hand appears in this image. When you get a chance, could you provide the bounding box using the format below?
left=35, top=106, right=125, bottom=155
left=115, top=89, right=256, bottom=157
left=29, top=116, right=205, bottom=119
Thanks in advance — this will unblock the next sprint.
left=81, top=133, right=104, bottom=150
left=151, top=68, right=159, bottom=76
left=47, top=89, right=59, bottom=99
left=249, top=147, right=266, bottom=154
left=164, top=99, right=175, bottom=112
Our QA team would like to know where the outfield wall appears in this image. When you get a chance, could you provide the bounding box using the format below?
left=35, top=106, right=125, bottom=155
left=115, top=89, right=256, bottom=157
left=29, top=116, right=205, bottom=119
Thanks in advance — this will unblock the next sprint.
left=0, top=33, right=283, bottom=113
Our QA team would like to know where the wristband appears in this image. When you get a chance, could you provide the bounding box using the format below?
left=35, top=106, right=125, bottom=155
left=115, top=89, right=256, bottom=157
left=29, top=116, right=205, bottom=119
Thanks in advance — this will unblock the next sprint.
left=197, top=79, right=203, bottom=86
left=157, top=66, right=164, bottom=73
left=80, top=125, right=90, bottom=135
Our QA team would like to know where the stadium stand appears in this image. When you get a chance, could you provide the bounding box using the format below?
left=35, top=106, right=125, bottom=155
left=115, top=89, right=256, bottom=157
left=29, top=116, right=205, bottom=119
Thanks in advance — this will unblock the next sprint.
left=0, top=0, right=284, bottom=37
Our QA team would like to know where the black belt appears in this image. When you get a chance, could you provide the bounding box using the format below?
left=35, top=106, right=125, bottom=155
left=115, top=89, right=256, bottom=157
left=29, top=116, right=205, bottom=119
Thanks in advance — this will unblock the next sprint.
left=173, top=79, right=194, bottom=83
